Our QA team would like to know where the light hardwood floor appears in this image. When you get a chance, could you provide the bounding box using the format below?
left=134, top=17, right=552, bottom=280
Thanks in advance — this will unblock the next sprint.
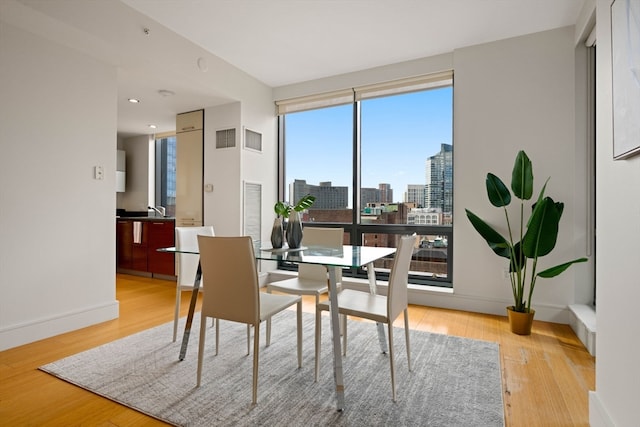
left=0, top=274, right=595, bottom=426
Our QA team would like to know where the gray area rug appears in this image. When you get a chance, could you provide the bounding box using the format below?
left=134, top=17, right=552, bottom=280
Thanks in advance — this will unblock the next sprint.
left=40, top=311, right=504, bottom=426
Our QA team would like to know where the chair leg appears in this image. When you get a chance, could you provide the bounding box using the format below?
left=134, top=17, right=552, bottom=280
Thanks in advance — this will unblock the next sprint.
left=342, top=314, right=347, bottom=356
left=173, top=288, right=181, bottom=342
left=247, top=325, right=251, bottom=355
left=215, top=317, right=220, bottom=356
left=197, top=314, right=207, bottom=387
left=404, top=308, right=411, bottom=372
left=387, top=322, right=396, bottom=402
left=252, top=322, right=260, bottom=405
left=296, top=301, right=302, bottom=368
left=314, top=305, right=321, bottom=382
left=266, top=288, right=272, bottom=346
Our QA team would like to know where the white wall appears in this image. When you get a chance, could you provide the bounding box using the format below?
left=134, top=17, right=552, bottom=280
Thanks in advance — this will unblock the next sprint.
left=0, top=23, right=119, bottom=350
left=204, top=102, right=242, bottom=236
left=0, top=3, right=275, bottom=351
left=118, top=135, right=154, bottom=212
left=589, top=1, right=640, bottom=425
left=274, top=27, right=591, bottom=323
left=203, top=92, right=276, bottom=241
left=453, top=26, right=589, bottom=322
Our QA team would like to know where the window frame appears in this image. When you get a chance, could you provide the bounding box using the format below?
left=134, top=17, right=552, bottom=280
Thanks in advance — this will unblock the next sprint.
left=277, top=73, right=454, bottom=287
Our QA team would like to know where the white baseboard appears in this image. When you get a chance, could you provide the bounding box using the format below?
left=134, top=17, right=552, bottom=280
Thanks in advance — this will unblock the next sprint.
left=0, top=301, right=119, bottom=351
left=589, top=391, right=616, bottom=427
left=263, top=270, right=589, bottom=327
left=569, top=304, right=596, bottom=356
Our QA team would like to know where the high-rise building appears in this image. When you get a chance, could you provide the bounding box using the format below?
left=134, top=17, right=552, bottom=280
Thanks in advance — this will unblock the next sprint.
left=361, top=187, right=379, bottom=207
left=378, top=183, right=393, bottom=203
left=290, top=179, right=348, bottom=209
left=404, top=184, right=426, bottom=207
left=425, top=143, right=453, bottom=213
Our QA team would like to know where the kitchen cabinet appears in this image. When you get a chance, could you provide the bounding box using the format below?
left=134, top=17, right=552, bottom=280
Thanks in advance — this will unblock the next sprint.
left=116, top=218, right=175, bottom=276
left=176, top=110, right=203, bottom=227
left=176, top=109, right=203, bottom=132
left=116, top=220, right=133, bottom=269
left=147, top=221, right=175, bottom=276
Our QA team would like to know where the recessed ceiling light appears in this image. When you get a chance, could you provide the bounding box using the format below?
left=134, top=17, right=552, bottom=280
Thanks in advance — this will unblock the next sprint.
left=128, top=98, right=140, bottom=103
left=158, top=89, right=175, bottom=97
left=148, top=124, right=157, bottom=129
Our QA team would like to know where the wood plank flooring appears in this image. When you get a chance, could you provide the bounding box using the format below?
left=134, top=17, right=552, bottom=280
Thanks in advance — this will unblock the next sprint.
left=0, top=274, right=595, bottom=426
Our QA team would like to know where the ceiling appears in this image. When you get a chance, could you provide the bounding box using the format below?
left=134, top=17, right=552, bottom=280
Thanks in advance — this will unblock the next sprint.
left=8, top=0, right=587, bottom=138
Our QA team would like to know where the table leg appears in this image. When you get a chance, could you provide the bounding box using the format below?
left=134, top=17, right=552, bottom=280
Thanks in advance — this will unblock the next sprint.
left=179, top=261, right=202, bottom=361
left=327, top=266, right=345, bottom=411
left=367, top=262, right=388, bottom=354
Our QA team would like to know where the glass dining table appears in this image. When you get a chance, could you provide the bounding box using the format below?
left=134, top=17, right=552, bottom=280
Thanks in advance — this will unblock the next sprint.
left=160, top=242, right=396, bottom=411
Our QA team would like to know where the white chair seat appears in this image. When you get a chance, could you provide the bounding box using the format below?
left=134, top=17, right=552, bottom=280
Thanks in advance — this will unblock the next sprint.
left=317, top=289, right=388, bottom=323
left=268, top=277, right=328, bottom=296
left=259, top=293, right=302, bottom=322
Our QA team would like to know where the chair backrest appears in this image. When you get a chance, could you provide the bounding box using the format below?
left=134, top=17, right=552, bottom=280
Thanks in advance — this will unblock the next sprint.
left=299, top=227, right=344, bottom=281
left=197, top=235, right=260, bottom=325
left=175, top=226, right=215, bottom=287
left=387, top=234, right=417, bottom=320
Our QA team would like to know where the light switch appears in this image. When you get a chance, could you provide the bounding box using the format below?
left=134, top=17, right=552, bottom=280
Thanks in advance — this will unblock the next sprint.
left=94, top=166, right=104, bottom=180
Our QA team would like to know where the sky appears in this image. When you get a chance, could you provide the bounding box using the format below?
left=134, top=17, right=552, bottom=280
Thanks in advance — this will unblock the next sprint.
left=284, top=87, right=453, bottom=205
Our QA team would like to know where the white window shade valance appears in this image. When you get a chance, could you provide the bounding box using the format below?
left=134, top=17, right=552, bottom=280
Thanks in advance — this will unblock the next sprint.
left=275, top=89, right=354, bottom=115
left=354, top=71, right=453, bottom=101
left=275, top=71, right=453, bottom=115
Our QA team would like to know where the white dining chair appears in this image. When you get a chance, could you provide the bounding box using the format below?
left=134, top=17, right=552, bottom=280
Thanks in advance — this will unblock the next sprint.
left=173, top=226, right=215, bottom=342
left=265, top=227, right=344, bottom=381
left=316, top=233, right=417, bottom=401
left=196, top=235, right=302, bottom=405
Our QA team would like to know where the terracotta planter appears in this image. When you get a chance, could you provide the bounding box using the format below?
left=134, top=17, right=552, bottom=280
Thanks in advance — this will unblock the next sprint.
left=506, top=306, right=535, bottom=335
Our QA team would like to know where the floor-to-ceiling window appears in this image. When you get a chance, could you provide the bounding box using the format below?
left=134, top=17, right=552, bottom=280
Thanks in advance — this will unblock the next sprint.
left=155, top=135, right=177, bottom=217
left=278, top=72, right=453, bottom=286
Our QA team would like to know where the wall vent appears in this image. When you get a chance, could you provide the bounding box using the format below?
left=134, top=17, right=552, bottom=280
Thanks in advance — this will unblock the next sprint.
left=216, top=128, right=236, bottom=149
left=245, top=128, right=262, bottom=152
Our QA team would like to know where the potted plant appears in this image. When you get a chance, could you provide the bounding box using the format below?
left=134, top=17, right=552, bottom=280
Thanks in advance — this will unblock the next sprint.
left=271, top=194, right=316, bottom=249
left=465, top=150, right=587, bottom=335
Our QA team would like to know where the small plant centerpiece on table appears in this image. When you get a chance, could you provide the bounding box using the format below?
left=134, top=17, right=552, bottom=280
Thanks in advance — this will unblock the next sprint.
left=271, top=194, right=316, bottom=249
left=465, top=150, right=587, bottom=335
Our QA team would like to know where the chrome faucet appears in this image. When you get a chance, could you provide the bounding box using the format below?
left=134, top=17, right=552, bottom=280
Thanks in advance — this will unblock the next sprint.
left=148, top=206, right=166, bottom=217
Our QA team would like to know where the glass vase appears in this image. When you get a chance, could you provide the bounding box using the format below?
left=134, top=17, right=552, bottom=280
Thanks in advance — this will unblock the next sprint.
left=286, top=211, right=303, bottom=249
left=270, top=217, right=284, bottom=249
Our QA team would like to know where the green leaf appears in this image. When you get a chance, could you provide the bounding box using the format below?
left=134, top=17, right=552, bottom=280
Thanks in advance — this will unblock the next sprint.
left=486, top=173, right=511, bottom=207
left=537, top=258, right=588, bottom=278
left=511, top=150, right=533, bottom=200
left=274, top=201, right=290, bottom=218
left=293, top=194, right=315, bottom=212
left=465, top=209, right=512, bottom=258
left=522, top=197, right=562, bottom=258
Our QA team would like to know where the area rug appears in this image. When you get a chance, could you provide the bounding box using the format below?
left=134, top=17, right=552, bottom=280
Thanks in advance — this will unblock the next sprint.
left=40, top=311, right=504, bottom=426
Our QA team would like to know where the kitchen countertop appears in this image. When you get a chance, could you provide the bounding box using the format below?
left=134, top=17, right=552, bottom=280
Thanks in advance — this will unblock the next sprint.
left=116, top=215, right=175, bottom=221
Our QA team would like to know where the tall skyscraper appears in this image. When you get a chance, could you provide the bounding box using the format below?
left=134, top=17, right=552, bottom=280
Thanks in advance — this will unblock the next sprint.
left=425, top=143, right=453, bottom=213
left=404, top=184, right=426, bottom=207
left=361, top=187, right=379, bottom=207
left=378, top=183, right=393, bottom=203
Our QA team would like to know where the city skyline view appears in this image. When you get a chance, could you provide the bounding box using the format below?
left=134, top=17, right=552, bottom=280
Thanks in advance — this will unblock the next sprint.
left=284, top=87, right=453, bottom=207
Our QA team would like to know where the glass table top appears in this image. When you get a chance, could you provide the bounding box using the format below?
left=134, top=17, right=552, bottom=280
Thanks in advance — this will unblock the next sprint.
left=160, top=244, right=396, bottom=268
